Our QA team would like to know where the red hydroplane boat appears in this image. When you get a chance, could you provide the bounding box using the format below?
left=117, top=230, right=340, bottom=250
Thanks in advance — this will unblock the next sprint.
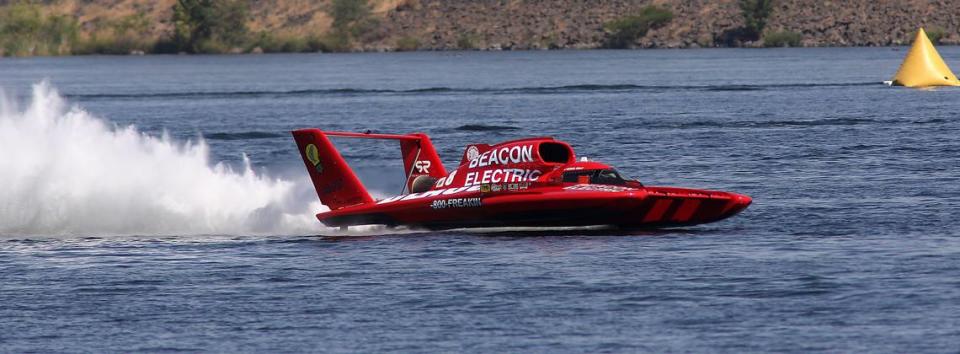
left=292, top=129, right=751, bottom=230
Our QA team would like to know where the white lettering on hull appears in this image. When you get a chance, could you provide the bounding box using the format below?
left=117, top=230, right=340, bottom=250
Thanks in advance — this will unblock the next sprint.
left=433, top=170, right=458, bottom=188
left=430, top=197, right=482, bottom=209
left=464, top=169, right=542, bottom=186
left=469, top=144, right=534, bottom=168
left=377, top=185, right=481, bottom=204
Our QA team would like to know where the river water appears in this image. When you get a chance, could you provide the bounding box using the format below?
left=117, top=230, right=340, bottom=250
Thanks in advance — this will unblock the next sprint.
left=1, top=48, right=958, bottom=352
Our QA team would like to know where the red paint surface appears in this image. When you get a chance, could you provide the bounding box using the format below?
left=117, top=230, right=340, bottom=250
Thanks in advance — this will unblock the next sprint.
left=293, top=129, right=751, bottom=229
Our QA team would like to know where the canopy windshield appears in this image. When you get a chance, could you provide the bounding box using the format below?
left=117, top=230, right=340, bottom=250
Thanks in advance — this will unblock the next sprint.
left=562, top=169, right=628, bottom=186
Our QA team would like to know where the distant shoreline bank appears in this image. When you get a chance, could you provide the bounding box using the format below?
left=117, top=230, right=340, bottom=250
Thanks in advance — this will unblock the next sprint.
left=1, top=44, right=941, bottom=59
left=3, top=0, right=959, bottom=58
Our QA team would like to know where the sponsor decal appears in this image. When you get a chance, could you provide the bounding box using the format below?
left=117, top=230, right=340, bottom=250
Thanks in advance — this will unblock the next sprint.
left=468, top=144, right=535, bottom=168
left=465, top=168, right=541, bottom=186
left=431, top=197, right=482, bottom=209
left=564, top=185, right=635, bottom=192
left=480, top=182, right=531, bottom=193
left=304, top=144, right=323, bottom=174
left=414, top=160, right=432, bottom=173
left=466, top=145, right=481, bottom=161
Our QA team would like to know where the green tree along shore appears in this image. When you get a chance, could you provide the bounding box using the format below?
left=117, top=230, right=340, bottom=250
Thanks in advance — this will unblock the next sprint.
left=0, top=0, right=383, bottom=56
left=0, top=0, right=957, bottom=56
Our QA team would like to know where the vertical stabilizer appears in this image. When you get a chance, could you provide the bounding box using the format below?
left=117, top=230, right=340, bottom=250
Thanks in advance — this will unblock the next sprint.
left=892, top=28, right=960, bottom=88
left=292, top=129, right=374, bottom=210
left=399, top=134, right=447, bottom=191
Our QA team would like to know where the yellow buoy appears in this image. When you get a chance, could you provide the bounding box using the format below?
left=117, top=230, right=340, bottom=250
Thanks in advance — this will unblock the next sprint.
left=891, top=28, right=960, bottom=88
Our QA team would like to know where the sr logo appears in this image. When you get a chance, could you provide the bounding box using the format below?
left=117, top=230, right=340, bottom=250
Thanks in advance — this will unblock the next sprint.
left=414, top=160, right=431, bottom=173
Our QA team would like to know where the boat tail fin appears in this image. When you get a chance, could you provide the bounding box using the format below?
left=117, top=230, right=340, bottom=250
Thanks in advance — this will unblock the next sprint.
left=891, top=28, right=960, bottom=88
left=292, top=129, right=374, bottom=210
left=399, top=134, right=447, bottom=191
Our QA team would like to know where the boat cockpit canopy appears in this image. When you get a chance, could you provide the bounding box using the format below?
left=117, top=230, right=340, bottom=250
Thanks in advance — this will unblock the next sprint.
left=562, top=168, right=629, bottom=186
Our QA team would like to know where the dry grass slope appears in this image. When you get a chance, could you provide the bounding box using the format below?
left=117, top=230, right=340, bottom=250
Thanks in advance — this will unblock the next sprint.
left=1, top=0, right=958, bottom=55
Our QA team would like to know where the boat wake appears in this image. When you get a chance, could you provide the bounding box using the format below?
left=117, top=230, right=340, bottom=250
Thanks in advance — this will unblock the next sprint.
left=65, top=82, right=880, bottom=101
left=0, top=82, right=333, bottom=237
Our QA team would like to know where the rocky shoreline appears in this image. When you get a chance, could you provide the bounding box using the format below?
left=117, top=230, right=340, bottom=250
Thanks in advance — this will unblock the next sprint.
left=369, top=0, right=960, bottom=51
left=3, top=0, right=959, bottom=56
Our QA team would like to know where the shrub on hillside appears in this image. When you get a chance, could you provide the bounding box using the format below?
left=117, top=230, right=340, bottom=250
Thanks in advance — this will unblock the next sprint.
left=926, top=27, right=946, bottom=45
left=0, top=4, right=79, bottom=56
left=74, top=12, right=155, bottom=55
left=172, top=0, right=249, bottom=53
left=330, top=0, right=370, bottom=31
left=717, top=0, right=773, bottom=46
left=457, top=33, right=479, bottom=50
left=318, top=31, right=351, bottom=52
left=602, top=6, right=673, bottom=49
left=738, top=0, right=773, bottom=41
left=763, top=30, right=801, bottom=47
left=395, top=36, right=420, bottom=51
left=247, top=31, right=338, bottom=53
left=326, top=0, right=381, bottom=50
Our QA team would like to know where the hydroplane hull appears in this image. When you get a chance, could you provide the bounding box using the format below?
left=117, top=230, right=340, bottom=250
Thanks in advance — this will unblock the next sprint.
left=292, top=129, right=751, bottom=230
left=319, top=185, right=750, bottom=229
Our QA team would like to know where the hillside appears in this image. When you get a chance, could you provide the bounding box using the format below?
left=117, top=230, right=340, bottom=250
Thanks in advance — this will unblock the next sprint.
left=376, top=0, right=960, bottom=50
left=1, top=0, right=959, bottom=55
left=0, top=0, right=402, bottom=39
